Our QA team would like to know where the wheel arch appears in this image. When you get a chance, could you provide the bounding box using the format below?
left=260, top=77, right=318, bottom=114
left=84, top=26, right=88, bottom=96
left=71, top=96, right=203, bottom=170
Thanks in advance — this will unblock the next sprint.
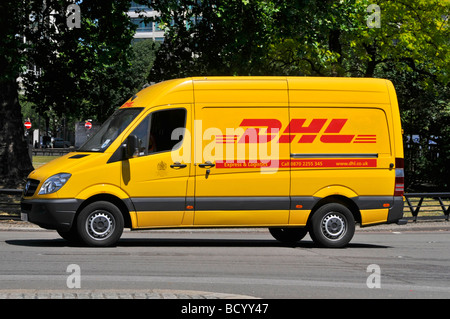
left=308, top=195, right=361, bottom=226
left=76, top=194, right=133, bottom=229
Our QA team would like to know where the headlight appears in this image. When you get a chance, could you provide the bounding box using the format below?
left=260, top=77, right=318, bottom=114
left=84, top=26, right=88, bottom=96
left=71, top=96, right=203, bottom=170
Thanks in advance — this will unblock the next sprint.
left=38, top=173, right=71, bottom=195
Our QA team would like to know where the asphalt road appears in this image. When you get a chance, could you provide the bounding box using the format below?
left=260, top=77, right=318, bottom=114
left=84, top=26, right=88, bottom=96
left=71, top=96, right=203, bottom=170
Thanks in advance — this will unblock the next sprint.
left=0, top=222, right=449, bottom=299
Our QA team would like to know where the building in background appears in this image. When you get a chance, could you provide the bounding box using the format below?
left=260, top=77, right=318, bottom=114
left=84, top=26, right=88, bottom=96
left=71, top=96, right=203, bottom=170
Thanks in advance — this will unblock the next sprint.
left=127, top=1, right=165, bottom=43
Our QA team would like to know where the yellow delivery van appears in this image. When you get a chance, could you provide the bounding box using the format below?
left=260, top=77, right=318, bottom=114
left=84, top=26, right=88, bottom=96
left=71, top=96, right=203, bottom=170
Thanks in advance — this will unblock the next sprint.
left=21, top=77, right=405, bottom=247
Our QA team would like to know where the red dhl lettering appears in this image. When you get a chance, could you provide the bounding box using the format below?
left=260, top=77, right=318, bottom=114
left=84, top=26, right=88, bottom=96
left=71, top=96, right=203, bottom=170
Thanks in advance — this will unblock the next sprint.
left=216, top=118, right=377, bottom=144
left=238, top=119, right=281, bottom=143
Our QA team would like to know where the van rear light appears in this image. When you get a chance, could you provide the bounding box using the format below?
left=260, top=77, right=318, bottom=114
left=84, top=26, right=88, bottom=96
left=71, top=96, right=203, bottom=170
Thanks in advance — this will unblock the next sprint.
left=394, top=158, right=404, bottom=196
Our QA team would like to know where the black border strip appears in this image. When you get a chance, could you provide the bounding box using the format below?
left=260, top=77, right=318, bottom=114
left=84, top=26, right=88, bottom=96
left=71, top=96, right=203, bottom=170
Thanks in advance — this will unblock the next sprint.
left=131, top=197, right=186, bottom=211
left=129, top=196, right=395, bottom=212
left=195, top=196, right=290, bottom=211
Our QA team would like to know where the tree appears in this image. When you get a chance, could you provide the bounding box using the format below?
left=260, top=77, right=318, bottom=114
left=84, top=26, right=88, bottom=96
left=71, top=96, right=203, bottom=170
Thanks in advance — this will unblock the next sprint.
left=0, top=1, right=34, bottom=187
left=22, top=1, right=136, bottom=123
left=130, top=39, right=160, bottom=89
left=149, top=0, right=277, bottom=81
left=0, top=0, right=137, bottom=187
left=148, top=0, right=449, bottom=190
left=268, top=1, right=449, bottom=189
left=267, top=0, right=449, bottom=80
left=80, top=38, right=160, bottom=122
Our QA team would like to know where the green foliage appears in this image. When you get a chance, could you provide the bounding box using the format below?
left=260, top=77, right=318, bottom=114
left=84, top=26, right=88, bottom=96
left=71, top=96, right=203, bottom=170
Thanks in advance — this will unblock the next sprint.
left=130, top=39, right=161, bottom=90
left=0, top=0, right=156, bottom=185
left=150, top=0, right=450, bottom=190
left=1, top=0, right=448, bottom=189
left=20, top=0, right=137, bottom=122
left=149, top=0, right=278, bottom=81
left=268, top=0, right=449, bottom=81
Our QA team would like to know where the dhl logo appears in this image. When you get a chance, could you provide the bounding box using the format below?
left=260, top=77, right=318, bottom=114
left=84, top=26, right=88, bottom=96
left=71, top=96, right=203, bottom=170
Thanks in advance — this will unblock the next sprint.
left=216, top=119, right=376, bottom=144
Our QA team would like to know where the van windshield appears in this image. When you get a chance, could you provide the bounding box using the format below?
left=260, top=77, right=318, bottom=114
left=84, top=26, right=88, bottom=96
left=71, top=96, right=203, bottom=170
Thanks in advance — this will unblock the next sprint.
left=78, top=108, right=143, bottom=152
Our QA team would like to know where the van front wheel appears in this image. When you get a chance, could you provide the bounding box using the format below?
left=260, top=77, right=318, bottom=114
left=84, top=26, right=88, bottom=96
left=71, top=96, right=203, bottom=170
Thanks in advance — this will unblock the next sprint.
left=76, top=201, right=124, bottom=247
left=309, top=203, right=355, bottom=248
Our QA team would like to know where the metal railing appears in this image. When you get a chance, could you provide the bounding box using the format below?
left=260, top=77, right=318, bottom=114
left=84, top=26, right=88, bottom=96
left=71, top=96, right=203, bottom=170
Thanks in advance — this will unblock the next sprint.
left=404, top=193, right=450, bottom=222
left=32, top=148, right=71, bottom=156
left=1, top=189, right=449, bottom=222
left=0, top=189, right=22, bottom=216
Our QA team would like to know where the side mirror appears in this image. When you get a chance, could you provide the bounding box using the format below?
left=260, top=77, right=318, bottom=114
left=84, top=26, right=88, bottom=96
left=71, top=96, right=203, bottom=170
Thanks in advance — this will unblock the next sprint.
left=106, top=135, right=139, bottom=164
left=125, top=134, right=139, bottom=159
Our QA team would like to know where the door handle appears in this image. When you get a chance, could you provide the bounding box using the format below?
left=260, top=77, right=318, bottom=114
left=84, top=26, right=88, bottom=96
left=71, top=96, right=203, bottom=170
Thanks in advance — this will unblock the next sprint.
left=170, top=162, right=187, bottom=169
left=198, top=161, right=215, bottom=168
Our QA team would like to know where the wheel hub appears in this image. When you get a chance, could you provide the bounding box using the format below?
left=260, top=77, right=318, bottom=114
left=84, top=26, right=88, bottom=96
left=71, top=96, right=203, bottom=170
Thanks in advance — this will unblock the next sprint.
left=87, top=211, right=114, bottom=240
left=322, top=213, right=346, bottom=240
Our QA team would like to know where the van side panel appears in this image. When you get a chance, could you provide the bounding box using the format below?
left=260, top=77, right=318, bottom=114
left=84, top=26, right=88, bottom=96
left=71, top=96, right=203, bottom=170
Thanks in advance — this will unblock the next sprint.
left=192, top=78, right=291, bottom=226
left=287, top=78, right=397, bottom=226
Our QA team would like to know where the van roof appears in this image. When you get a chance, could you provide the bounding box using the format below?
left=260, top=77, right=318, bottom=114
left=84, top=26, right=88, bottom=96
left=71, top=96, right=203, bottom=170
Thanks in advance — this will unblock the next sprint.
left=119, top=76, right=391, bottom=109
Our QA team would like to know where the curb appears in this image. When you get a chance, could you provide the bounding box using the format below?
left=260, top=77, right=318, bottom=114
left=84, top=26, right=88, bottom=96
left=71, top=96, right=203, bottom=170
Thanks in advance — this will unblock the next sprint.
left=356, top=217, right=450, bottom=232
left=0, top=289, right=258, bottom=299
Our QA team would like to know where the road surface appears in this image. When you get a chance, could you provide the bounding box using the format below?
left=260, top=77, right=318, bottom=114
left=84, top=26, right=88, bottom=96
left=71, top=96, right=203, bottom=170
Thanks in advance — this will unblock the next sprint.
left=0, top=221, right=449, bottom=299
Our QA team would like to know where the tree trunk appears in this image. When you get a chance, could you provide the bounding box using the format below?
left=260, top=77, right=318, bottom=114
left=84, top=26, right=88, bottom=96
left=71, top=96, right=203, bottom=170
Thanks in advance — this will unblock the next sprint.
left=364, top=44, right=378, bottom=77
left=0, top=79, right=34, bottom=188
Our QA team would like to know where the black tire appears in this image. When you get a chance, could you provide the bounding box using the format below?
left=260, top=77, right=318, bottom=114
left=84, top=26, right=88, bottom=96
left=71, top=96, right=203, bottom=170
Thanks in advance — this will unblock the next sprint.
left=76, top=201, right=124, bottom=247
left=269, top=227, right=308, bottom=244
left=309, top=203, right=355, bottom=248
left=57, top=227, right=81, bottom=243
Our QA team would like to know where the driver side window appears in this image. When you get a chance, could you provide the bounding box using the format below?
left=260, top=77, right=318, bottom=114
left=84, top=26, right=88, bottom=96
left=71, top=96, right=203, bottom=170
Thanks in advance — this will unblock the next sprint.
left=129, top=108, right=187, bottom=157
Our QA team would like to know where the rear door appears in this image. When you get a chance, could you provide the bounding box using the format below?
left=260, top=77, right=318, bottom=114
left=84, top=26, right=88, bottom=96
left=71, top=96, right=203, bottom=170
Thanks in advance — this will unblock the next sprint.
left=287, top=77, right=394, bottom=225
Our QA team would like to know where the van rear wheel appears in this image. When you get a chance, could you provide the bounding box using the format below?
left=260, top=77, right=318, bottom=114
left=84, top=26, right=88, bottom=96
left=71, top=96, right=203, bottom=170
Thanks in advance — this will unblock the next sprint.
left=76, top=201, right=124, bottom=247
left=269, top=227, right=308, bottom=244
left=309, top=203, right=355, bottom=248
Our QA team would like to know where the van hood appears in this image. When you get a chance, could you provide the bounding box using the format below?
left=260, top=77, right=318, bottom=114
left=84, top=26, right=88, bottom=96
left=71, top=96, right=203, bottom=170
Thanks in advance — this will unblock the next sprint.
left=28, top=152, right=105, bottom=182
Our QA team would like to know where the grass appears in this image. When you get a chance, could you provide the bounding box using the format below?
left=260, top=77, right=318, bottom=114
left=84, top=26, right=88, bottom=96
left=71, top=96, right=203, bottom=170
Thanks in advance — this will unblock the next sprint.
left=403, top=198, right=449, bottom=218
left=0, top=156, right=61, bottom=217
left=33, top=155, right=60, bottom=169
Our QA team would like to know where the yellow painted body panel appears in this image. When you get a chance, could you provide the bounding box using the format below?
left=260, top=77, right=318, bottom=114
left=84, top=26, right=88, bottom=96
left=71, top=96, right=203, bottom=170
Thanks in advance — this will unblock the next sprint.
left=288, top=210, right=310, bottom=226
left=119, top=104, right=193, bottom=227
left=287, top=77, right=391, bottom=106
left=194, top=210, right=289, bottom=226
left=360, top=209, right=389, bottom=226
left=386, top=81, right=404, bottom=160
left=295, top=169, right=394, bottom=198
left=135, top=211, right=185, bottom=228
left=27, top=152, right=123, bottom=199
left=24, top=76, right=404, bottom=231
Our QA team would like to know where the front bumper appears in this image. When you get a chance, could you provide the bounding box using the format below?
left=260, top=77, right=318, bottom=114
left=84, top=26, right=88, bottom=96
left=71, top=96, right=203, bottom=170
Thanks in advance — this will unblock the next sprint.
left=21, top=198, right=83, bottom=231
